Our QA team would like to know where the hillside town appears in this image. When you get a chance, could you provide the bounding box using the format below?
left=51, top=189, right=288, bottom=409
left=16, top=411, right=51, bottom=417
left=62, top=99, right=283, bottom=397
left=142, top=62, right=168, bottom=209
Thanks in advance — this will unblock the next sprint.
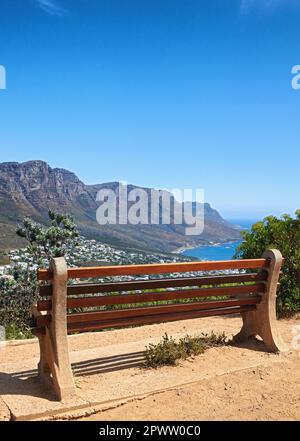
left=0, top=236, right=242, bottom=284
left=0, top=236, right=192, bottom=277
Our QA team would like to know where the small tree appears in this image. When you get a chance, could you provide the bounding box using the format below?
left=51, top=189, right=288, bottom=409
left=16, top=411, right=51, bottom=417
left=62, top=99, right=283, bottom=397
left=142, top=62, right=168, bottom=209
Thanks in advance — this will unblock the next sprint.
left=0, top=211, right=79, bottom=337
left=235, top=211, right=300, bottom=316
left=16, top=210, right=79, bottom=265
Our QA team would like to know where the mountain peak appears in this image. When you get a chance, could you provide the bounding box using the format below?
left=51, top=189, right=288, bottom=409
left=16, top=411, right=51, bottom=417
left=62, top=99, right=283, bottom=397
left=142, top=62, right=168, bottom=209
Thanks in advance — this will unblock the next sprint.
left=0, top=160, right=49, bottom=169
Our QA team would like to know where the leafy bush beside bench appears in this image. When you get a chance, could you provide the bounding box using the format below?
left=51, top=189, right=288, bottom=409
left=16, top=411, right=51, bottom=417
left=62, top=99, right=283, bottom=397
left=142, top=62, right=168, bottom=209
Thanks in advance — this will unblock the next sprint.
left=144, top=332, right=228, bottom=368
left=235, top=211, right=300, bottom=316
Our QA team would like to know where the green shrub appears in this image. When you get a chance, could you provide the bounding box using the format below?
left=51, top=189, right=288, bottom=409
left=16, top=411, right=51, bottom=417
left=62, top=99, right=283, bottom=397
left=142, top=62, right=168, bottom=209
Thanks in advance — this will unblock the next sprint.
left=0, top=266, right=38, bottom=335
left=5, top=323, right=33, bottom=340
left=145, top=334, right=183, bottom=367
left=235, top=211, right=300, bottom=316
left=144, top=331, right=227, bottom=368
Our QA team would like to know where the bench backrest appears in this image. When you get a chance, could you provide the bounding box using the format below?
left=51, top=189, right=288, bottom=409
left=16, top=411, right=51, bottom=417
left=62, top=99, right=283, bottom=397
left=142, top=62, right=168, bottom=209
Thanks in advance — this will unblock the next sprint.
left=36, top=257, right=270, bottom=334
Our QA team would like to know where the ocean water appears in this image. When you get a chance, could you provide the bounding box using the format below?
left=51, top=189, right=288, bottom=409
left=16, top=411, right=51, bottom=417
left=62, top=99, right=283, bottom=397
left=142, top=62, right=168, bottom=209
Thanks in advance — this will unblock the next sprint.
left=182, top=219, right=257, bottom=261
left=183, top=240, right=242, bottom=261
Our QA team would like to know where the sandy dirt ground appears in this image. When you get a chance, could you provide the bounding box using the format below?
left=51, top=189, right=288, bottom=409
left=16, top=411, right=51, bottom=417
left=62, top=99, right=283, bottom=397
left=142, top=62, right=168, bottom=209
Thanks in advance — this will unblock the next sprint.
left=82, top=354, right=300, bottom=421
left=1, top=315, right=300, bottom=421
left=0, top=397, right=10, bottom=421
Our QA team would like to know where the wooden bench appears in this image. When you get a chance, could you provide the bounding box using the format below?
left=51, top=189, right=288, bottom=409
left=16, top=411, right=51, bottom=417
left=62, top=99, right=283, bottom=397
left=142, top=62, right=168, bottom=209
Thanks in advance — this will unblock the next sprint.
left=32, top=248, right=287, bottom=401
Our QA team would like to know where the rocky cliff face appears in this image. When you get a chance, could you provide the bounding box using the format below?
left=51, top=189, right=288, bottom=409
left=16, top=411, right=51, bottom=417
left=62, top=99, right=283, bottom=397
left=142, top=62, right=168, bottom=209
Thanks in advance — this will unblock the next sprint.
left=0, top=160, right=240, bottom=252
left=0, top=161, right=94, bottom=215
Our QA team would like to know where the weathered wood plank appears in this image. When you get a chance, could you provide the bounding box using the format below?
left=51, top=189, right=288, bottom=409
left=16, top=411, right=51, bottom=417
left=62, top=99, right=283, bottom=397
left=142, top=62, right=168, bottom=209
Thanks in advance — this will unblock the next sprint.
left=66, top=305, right=257, bottom=333
left=37, top=283, right=265, bottom=311
left=67, top=297, right=261, bottom=324
left=38, top=259, right=269, bottom=281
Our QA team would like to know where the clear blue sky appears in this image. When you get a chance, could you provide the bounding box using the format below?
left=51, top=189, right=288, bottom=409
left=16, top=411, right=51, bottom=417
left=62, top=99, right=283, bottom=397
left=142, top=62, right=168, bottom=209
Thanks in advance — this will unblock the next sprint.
left=0, top=0, right=300, bottom=219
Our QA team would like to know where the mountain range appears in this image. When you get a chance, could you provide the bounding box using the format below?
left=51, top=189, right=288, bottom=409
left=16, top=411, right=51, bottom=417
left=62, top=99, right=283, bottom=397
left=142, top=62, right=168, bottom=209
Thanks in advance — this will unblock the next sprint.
left=0, top=160, right=241, bottom=252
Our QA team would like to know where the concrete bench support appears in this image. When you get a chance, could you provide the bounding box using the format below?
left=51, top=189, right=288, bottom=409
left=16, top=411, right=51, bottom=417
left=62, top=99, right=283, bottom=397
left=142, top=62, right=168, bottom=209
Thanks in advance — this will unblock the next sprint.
left=234, top=249, right=288, bottom=352
left=36, top=257, right=76, bottom=401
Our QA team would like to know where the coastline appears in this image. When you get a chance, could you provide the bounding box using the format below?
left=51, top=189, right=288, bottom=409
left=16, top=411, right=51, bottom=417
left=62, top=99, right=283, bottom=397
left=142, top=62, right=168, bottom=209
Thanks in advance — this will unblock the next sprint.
left=173, top=244, right=199, bottom=254
left=174, top=239, right=242, bottom=255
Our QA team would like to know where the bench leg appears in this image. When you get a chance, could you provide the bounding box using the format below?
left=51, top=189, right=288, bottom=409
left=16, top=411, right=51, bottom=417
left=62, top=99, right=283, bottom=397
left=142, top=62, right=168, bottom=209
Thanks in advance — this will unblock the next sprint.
left=37, top=326, right=76, bottom=401
left=37, top=257, right=76, bottom=401
left=234, top=249, right=288, bottom=353
left=37, top=329, right=52, bottom=388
